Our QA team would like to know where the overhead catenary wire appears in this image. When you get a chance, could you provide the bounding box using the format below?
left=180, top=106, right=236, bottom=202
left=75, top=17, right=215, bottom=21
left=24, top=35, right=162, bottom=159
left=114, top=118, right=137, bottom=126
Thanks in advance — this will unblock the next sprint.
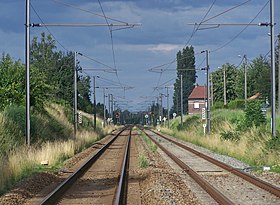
left=201, top=0, right=251, bottom=24
left=51, top=0, right=129, bottom=24
left=210, top=0, right=269, bottom=53
left=30, top=3, right=69, bottom=52
left=97, top=0, right=122, bottom=87
left=31, top=2, right=123, bottom=76
left=147, top=0, right=217, bottom=79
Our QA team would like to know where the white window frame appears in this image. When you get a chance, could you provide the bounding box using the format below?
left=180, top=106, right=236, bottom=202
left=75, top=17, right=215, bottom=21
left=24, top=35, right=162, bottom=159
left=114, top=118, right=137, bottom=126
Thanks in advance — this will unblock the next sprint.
left=194, top=102, right=200, bottom=109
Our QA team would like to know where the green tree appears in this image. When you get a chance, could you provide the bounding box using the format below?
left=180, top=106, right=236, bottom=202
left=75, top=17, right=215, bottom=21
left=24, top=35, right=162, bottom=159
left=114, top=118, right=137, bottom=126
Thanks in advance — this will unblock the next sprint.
left=212, top=63, right=238, bottom=103
left=244, top=100, right=266, bottom=127
left=247, top=56, right=270, bottom=102
left=0, top=53, right=51, bottom=111
left=173, top=46, right=196, bottom=114
left=0, top=54, right=25, bottom=109
left=78, top=76, right=93, bottom=114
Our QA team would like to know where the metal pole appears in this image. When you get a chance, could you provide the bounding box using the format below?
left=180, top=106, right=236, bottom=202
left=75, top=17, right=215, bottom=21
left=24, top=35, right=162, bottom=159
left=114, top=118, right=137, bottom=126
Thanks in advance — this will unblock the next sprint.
left=211, top=74, right=214, bottom=106
left=160, top=94, right=163, bottom=125
left=180, top=74, right=183, bottom=128
left=244, top=55, right=247, bottom=105
left=111, top=94, right=114, bottom=120
left=270, top=0, right=276, bottom=137
left=108, top=93, right=111, bottom=119
left=166, top=87, right=170, bottom=128
left=278, top=33, right=280, bottom=114
left=206, top=50, right=211, bottom=134
left=157, top=97, right=160, bottom=122
left=93, top=76, right=97, bottom=130
left=74, top=52, right=78, bottom=136
left=25, top=0, right=30, bottom=146
left=103, top=88, right=106, bottom=128
left=223, top=65, right=227, bottom=106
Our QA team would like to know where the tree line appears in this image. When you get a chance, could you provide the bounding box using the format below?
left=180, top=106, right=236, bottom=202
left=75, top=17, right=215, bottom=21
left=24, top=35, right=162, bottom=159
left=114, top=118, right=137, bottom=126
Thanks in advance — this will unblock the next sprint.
left=172, top=45, right=279, bottom=114
left=0, top=33, right=104, bottom=116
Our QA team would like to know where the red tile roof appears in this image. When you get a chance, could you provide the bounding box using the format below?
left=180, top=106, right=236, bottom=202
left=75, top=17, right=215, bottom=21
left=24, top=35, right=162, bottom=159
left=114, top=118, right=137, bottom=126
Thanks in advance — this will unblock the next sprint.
left=188, top=86, right=207, bottom=99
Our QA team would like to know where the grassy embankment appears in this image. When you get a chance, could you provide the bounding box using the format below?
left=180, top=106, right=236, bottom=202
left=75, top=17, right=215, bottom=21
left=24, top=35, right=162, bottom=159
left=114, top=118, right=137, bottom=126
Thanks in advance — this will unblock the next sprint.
left=0, top=103, right=116, bottom=195
left=159, top=109, right=280, bottom=172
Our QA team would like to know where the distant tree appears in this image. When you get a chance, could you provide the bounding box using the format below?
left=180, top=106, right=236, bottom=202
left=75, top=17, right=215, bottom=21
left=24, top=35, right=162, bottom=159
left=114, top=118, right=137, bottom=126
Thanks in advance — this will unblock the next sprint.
left=247, top=56, right=270, bottom=102
left=212, top=63, right=238, bottom=103
left=173, top=46, right=196, bottom=114
left=78, top=76, right=93, bottom=113
left=0, top=53, right=51, bottom=110
left=30, top=32, right=93, bottom=112
left=0, top=54, right=25, bottom=109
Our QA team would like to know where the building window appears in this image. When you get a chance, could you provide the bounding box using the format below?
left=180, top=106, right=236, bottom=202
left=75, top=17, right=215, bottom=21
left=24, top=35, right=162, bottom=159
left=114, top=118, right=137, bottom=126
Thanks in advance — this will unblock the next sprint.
left=194, top=102, right=199, bottom=109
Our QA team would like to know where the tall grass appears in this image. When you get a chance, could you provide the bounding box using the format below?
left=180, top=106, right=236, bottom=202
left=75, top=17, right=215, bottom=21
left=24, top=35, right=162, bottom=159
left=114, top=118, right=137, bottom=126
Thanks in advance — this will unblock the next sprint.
left=161, top=109, right=280, bottom=170
left=0, top=103, right=115, bottom=195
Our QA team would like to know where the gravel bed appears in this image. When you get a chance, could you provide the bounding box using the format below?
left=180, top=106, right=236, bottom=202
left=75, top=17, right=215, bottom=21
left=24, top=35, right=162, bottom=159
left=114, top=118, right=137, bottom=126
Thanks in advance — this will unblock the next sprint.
left=158, top=130, right=249, bottom=169
left=137, top=131, right=201, bottom=205
left=156, top=130, right=280, bottom=194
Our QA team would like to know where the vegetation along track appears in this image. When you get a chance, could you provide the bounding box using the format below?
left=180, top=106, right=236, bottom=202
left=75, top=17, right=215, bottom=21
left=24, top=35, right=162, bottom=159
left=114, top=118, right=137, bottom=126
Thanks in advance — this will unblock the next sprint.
left=38, top=126, right=132, bottom=205
left=141, top=127, right=280, bottom=205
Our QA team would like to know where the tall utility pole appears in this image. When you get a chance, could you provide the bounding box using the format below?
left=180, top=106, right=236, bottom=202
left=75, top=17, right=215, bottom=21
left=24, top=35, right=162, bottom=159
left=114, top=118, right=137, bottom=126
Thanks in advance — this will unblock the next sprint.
left=211, top=74, right=214, bottom=107
left=108, top=93, right=111, bottom=119
left=270, top=0, right=276, bottom=137
left=160, top=93, right=163, bottom=125
left=180, top=74, right=183, bottom=128
left=74, top=52, right=78, bottom=136
left=166, top=86, right=170, bottom=128
left=244, top=55, right=247, bottom=103
left=93, top=76, right=97, bottom=130
left=103, top=88, right=106, bottom=128
left=206, top=50, right=210, bottom=134
left=25, top=0, right=30, bottom=146
left=278, top=33, right=280, bottom=114
left=239, top=54, right=248, bottom=105
left=223, top=65, right=227, bottom=106
left=201, top=50, right=211, bottom=134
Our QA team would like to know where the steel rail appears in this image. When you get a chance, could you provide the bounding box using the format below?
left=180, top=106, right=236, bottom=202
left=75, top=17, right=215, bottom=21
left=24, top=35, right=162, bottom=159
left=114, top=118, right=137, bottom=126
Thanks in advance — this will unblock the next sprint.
left=38, top=126, right=129, bottom=205
left=141, top=128, right=234, bottom=205
left=148, top=129, right=280, bottom=198
left=115, top=127, right=132, bottom=205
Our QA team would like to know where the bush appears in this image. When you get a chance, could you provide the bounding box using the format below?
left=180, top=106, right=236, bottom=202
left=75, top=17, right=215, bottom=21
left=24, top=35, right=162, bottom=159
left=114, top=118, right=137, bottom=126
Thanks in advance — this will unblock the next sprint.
left=212, top=101, right=225, bottom=110
left=266, top=136, right=280, bottom=151
left=178, top=115, right=200, bottom=130
left=244, top=100, right=266, bottom=127
left=228, top=99, right=245, bottom=110
left=220, top=130, right=240, bottom=142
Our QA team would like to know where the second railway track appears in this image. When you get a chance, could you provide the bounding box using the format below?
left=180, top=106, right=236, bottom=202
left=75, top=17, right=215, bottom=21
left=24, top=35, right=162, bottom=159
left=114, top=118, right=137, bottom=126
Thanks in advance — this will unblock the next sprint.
left=141, top=127, right=280, bottom=205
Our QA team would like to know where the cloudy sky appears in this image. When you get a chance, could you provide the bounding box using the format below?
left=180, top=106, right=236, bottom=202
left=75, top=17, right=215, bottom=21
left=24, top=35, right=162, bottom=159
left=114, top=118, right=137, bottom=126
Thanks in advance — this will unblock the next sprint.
left=0, top=0, right=279, bottom=112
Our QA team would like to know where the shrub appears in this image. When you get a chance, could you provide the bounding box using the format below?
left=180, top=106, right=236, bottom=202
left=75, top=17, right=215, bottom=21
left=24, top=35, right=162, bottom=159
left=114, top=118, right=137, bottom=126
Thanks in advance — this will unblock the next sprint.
left=266, top=136, right=280, bottom=151
left=244, top=100, right=266, bottom=127
left=212, top=101, right=225, bottom=110
left=228, top=99, right=245, bottom=110
left=178, top=115, right=200, bottom=130
left=220, top=130, right=240, bottom=142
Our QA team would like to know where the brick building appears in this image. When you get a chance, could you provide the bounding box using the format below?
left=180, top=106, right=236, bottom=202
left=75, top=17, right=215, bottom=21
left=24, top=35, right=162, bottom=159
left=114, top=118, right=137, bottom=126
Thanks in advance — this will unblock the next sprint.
left=188, top=85, right=207, bottom=115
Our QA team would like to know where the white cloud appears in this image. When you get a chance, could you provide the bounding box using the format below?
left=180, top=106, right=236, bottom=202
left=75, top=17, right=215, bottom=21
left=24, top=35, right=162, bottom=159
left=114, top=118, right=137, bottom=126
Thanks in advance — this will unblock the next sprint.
left=148, top=44, right=180, bottom=53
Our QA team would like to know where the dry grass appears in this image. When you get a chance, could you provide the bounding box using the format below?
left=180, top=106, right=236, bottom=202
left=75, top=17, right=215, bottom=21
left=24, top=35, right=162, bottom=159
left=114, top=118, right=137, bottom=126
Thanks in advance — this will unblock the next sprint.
left=45, top=103, right=73, bottom=130
left=0, top=104, right=116, bottom=194
left=161, top=119, right=280, bottom=167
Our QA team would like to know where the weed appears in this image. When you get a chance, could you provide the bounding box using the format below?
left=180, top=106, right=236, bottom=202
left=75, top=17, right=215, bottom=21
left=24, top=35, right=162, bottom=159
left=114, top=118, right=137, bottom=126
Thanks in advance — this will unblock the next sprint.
left=139, top=153, right=149, bottom=168
left=220, top=131, right=240, bottom=142
left=0, top=103, right=112, bottom=195
left=142, top=135, right=157, bottom=153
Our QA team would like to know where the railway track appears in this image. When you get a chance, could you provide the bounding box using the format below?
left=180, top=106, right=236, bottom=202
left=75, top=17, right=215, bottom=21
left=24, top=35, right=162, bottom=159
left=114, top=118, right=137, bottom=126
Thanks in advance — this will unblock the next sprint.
left=38, top=126, right=132, bottom=205
left=141, top=127, right=280, bottom=205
